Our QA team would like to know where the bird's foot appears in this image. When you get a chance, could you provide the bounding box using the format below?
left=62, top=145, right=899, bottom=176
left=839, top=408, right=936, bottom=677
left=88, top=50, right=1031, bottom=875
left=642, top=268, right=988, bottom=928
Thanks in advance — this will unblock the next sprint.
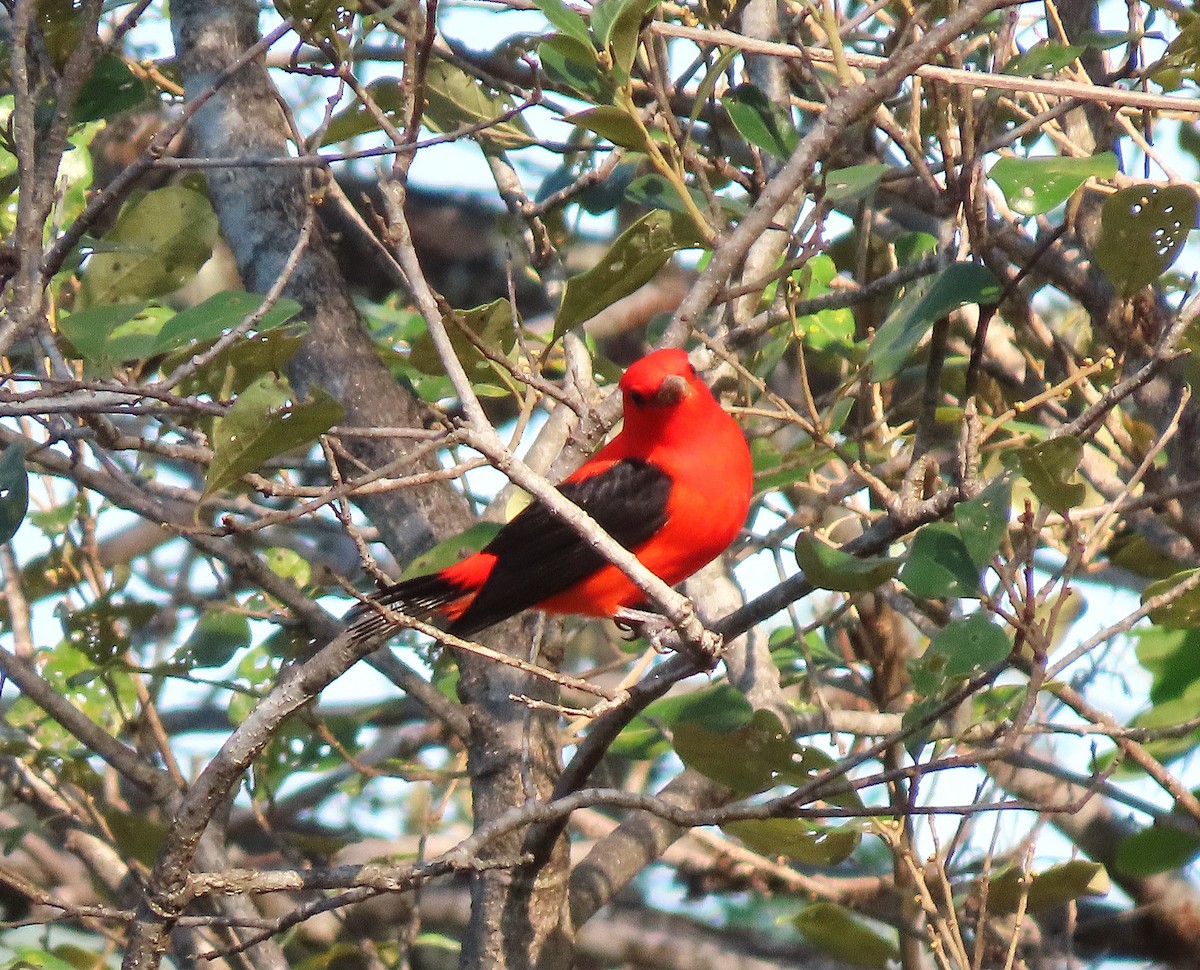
left=613, top=607, right=675, bottom=652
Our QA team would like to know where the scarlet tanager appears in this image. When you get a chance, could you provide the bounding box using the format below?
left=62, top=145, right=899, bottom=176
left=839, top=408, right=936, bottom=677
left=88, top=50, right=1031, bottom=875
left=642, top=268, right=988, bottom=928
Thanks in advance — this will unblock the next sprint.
left=349, top=348, right=753, bottom=638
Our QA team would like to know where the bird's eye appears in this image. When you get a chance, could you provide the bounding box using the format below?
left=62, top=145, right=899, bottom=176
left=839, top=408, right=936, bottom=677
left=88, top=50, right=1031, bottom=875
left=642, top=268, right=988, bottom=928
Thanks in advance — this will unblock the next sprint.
left=629, top=390, right=648, bottom=406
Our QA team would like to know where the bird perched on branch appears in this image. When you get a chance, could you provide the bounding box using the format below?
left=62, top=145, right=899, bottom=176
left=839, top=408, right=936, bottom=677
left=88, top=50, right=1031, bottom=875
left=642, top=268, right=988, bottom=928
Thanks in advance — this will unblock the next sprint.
left=349, top=348, right=752, bottom=640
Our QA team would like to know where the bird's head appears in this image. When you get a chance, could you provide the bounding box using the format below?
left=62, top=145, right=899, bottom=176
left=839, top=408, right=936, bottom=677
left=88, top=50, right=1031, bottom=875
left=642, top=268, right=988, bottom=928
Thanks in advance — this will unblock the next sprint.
left=619, top=348, right=702, bottom=413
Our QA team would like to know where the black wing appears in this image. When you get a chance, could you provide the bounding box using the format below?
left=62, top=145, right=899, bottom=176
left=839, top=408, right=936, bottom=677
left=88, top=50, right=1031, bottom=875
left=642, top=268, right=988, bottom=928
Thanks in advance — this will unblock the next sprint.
left=449, top=458, right=671, bottom=635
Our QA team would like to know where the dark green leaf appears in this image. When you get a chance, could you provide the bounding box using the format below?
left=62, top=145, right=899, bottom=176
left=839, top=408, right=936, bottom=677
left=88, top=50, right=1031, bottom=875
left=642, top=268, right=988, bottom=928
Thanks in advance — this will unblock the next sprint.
left=794, top=904, right=900, bottom=970
left=989, top=153, right=1118, bottom=216
left=530, top=0, right=593, bottom=47
left=625, top=173, right=745, bottom=217
left=1002, top=41, right=1086, bottom=77
left=1142, top=569, right=1200, bottom=628
left=172, top=330, right=306, bottom=397
left=100, top=806, right=167, bottom=869
left=794, top=532, right=900, bottom=592
left=398, top=523, right=504, bottom=579
left=1116, top=823, right=1200, bottom=876
left=724, top=818, right=860, bottom=865
left=180, top=612, right=252, bottom=669
left=1017, top=436, right=1085, bottom=514
left=927, top=613, right=1011, bottom=677
left=1096, top=184, right=1198, bottom=295
left=987, top=860, right=1108, bottom=914
left=409, top=299, right=520, bottom=392
left=824, top=162, right=887, bottom=204
left=538, top=35, right=613, bottom=101
left=866, top=263, right=1001, bottom=380
left=722, top=84, right=798, bottom=161
left=607, top=0, right=659, bottom=79
left=900, top=524, right=981, bottom=599
left=80, top=185, right=219, bottom=305
left=152, top=291, right=301, bottom=355
left=423, top=61, right=535, bottom=150
left=554, top=210, right=703, bottom=339
left=954, top=477, right=1012, bottom=568
left=1134, top=626, right=1200, bottom=703
left=73, top=54, right=153, bottom=123
left=0, top=445, right=29, bottom=545
left=204, top=376, right=343, bottom=497
left=563, top=105, right=649, bottom=151
left=321, top=78, right=403, bottom=145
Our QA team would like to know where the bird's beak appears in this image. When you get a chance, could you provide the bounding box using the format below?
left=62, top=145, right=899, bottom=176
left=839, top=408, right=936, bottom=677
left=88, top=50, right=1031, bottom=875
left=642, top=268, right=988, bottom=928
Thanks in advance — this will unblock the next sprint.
left=653, top=374, right=690, bottom=406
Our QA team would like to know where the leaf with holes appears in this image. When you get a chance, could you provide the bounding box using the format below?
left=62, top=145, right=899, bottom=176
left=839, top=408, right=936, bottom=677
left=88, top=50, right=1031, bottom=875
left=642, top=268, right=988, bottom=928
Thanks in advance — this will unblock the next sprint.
left=724, top=818, right=860, bottom=866
left=989, top=153, right=1117, bottom=216
left=927, top=613, right=1011, bottom=678
left=204, top=376, right=343, bottom=497
left=554, top=210, right=703, bottom=339
left=1096, top=184, right=1198, bottom=295
left=955, top=476, right=1012, bottom=568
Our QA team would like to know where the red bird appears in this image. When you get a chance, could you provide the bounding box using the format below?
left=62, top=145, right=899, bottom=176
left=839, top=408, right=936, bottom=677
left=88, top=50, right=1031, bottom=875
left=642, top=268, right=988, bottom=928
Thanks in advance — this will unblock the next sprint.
left=350, top=349, right=753, bottom=639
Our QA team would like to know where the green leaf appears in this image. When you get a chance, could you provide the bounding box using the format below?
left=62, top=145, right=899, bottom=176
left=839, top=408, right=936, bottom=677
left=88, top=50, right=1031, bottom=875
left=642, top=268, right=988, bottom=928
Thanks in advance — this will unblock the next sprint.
left=1001, top=41, right=1086, bottom=77
left=1096, top=184, right=1198, bottom=295
left=100, top=806, right=167, bottom=869
left=152, top=291, right=301, bottom=356
left=321, top=78, right=403, bottom=145
left=724, top=818, right=860, bottom=865
left=530, top=0, right=593, bottom=47
left=538, top=35, right=613, bottom=101
left=265, top=547, right=312, bottom=586
left=794, top=532, right=900, bottom=592
left=794, top=904, right=900, bottom=970
left=172, top=330, right=306, bottom=397
left=866, top=263, right=1001, bottom=380
left=58, top=302, right=164, bottom=365
left=398, top=522, right=504, bottom=579
left=1116, top=822, right=1200, bottom=877
left=423, top=61, right=535, bottom=150
left=989, top=153, right=1118, bottom=216
left=625, top=173, right=746, bottom=218
left=180, top=611, right=252, bottom=669
left=606, top=0, right=659, bottom=79
left=81, top=185, right=219, bottom=305
left=1134, top=627, right=1200, bottom=704
left=0, top=445, right=29, bottom=545
left=1142, top=569, right=1200, bottom=628
left=1017, top=436, right=1085, bottom=513
left=204, top=376, right=343, bottom=497
left=73, top=54, right=153, bottom=123
left=900, top=523, right=981, bottom=599
left=954, top=477, right=1012, bottom=568
left=722, top=84, right=799, bottom=161
left=554, top=209, right=703, bottom=339
left=791, top=254, right=855, bottom=350
left=824, top=162, right=887, bottom=204
left=675, top=709, right=860, bottom=804
left=987, top=860, right=1109, bottom=915
left=562, top=105, right=650, bottom=151
left=927, top=613, right=1011, bottom=678
left=409, top=299, right=519, bottom=391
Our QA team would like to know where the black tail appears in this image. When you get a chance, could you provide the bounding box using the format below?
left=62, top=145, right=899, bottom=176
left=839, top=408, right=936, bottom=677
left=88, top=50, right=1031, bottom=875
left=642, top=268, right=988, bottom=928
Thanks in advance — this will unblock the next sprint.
left=345, top=573, right=466, bottom=641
